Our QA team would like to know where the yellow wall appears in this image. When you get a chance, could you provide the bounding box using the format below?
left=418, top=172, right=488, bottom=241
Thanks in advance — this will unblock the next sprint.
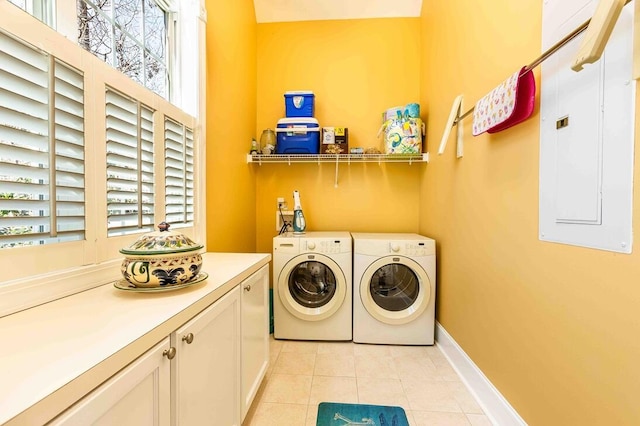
left=205, top=0, right=257, bottom=252
left=420, top=1, right=640, bottom=424
left=255, top=18, right=423, bottom=254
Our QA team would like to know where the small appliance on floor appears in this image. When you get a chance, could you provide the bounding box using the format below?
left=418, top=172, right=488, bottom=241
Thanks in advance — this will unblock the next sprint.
left=352, top=233, right=436, bottom=345
left=272, top=231, right=352, bottom=341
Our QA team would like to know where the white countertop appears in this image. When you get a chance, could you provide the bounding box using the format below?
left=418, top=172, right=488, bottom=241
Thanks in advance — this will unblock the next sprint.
left=0, top=252, right=271, bottom=426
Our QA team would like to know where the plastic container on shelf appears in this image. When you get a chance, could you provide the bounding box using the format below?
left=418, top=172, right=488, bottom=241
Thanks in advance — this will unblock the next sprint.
left=275, top=117, right=320, bottom=154
left=284, top=91, right=315, bottom=117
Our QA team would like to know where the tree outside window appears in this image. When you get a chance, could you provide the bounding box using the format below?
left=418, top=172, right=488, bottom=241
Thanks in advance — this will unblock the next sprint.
left=77, top=0, right=168, bottom=98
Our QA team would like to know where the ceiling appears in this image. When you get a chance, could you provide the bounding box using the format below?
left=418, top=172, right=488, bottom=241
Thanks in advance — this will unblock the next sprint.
left=254, top=0, right=423, bottom=23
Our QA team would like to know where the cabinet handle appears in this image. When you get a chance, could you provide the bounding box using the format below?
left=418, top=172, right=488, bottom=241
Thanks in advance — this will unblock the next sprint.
left=182, top=332, right=194, bottom=344
left=244, top=284, right=251, bottom=292
left=163, top=347, right=176, bottom=360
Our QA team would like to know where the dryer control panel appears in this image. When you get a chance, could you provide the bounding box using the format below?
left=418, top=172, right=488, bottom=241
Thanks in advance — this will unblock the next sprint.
left=304, top=239, right=350, bottom=254
left=389, top=242, right=429, bottom=257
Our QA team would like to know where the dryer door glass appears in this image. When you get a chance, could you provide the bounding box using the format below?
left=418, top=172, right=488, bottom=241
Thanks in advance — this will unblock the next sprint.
left=288, top=261, right=337, bottom=308
left=370, top=264, right=419, bottom=312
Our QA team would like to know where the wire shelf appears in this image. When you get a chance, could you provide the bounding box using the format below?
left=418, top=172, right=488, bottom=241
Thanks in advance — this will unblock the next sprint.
left=246, top=153, right=429, bottom=165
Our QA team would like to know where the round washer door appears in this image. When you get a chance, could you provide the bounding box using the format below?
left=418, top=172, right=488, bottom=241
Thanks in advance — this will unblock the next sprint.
left=278, top=253, right=347, bottom=321
left=360, top=256, right=431, bottom=325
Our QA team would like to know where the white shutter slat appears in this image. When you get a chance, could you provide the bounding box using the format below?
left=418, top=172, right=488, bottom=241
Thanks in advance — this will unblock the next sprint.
left=0, top=161, right=50, bottom=182
left=0, top=71, right=48, bottom=104
left=0, top=33, right=48, bottom=72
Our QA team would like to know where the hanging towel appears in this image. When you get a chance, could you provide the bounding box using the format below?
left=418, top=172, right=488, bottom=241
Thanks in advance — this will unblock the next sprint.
left=472, top=66, right=536, bottom=136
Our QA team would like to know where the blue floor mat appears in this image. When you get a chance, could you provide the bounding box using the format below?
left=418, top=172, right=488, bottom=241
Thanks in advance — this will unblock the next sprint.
left=316, top=402, right=409, bottom=426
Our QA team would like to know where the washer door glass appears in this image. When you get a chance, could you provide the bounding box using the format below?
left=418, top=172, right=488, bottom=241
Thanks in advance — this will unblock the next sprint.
left=288, top=261, right=337, bottom=308
left=359, top=256, right=431, bottom=325
left=370, top=264, right=418, bottom=312
left=279, top=253, right=347, bottom=321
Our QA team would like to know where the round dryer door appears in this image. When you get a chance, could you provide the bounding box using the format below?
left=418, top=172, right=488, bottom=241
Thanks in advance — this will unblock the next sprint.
left=278, top=253, right=347, bottom=321
left=360, top=256, right=431, bottom=325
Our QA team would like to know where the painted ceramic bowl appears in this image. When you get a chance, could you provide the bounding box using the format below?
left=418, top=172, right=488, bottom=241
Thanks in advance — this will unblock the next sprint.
left=120, top=222, right=204, bottom=288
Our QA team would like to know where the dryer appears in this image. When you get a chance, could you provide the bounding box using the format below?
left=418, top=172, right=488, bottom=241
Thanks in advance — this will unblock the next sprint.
left=352, top=233, right=436, bottom=345
left=273, top=232, right=352, bottom=341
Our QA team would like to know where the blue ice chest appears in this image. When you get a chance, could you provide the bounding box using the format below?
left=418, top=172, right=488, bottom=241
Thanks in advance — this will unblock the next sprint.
left=284, top=91, right=315, bottom=117
left=275, top=118, right=320, bottom=154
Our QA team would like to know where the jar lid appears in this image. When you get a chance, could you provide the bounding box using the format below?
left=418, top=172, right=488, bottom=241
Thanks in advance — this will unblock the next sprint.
left=119, top=222, right=203, bottom=255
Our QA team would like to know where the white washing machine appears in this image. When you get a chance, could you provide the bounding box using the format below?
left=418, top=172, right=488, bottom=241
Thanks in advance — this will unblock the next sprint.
left=273, top=231, right=352, bottom=341
left=352, top=233, right=436, bottom=345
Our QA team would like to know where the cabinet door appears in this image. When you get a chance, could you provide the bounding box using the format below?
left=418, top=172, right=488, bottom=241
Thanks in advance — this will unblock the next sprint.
left=49, top=338, right=171, bottom=426
left=241, top=264, right=270, bottom=421
left=173, top=286, right=241, bottom=426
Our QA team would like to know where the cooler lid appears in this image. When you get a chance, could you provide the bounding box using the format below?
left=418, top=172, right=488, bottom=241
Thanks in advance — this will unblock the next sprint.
left=285, top=90, right=314, bottom=96
left=277, top=117, right=319, bottom=126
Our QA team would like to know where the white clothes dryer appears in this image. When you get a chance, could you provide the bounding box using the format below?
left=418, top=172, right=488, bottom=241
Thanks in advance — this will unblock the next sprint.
left=273, top=232, right=352, bottom=341
left=352, top=233, right=436, bottom=345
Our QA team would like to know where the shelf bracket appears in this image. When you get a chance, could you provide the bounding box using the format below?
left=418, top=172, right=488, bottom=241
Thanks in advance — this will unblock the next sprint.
left=334, top=155, right=339, bottom=187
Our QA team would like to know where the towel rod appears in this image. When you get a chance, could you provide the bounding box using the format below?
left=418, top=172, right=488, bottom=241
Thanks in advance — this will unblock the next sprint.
left=453, top=0, right=632, bottom=125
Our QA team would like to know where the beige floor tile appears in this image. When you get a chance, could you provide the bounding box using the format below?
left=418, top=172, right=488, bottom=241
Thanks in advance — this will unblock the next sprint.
left=261, top=374, right=313, bottom=405
left=389, top=345, right=431, bottom=358
left=308, top=376, right=359, bottom=405
left=435, top=362, right=463, bottom=382
left=273, top=351, right=316, bottom=376
left=353, top=343, right=392, bottom=356
left=317, top=341, right=355, bottom=355
left=466, top=413, right=493, bottom=426
left=448, top=382, right=484, bottom=414
left=426, top=345, right=449, bottom=361
left=305, top=404, right=318, bottom=426
left=280, top=340, right=320, bottom=354
left=314, top=353, right=356, bottom=377
left=410, top=410, right=472, bottom=426
left=392, top=354, right=438, bottom=380
left=402, top=377, right=462, bottom=412
left=356, top=377, right=411, bottom=411
left=355, top=354, right=398, bottom=379
left=243, top=402, right=308, bottom=426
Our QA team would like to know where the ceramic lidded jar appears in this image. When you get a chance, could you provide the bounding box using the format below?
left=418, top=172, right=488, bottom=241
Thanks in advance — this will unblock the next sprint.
left=120, top=222, right=204, bottom=288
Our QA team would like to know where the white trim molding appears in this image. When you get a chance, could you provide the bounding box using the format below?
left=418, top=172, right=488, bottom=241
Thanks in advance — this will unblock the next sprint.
left=435, top=322, right=528, bottom=426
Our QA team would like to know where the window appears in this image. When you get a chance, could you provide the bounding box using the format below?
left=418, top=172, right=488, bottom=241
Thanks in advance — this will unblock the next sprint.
left=105, top=88, right=155, bottom=236
left=7, top=0, right=53, bottom=25
left=0, top=0, right=202, bottom=318
left=164, top=117, right=194, bottom=227
left=77, top=0, right=170, bottom=98
left=0, top=31, right=85, bottom=249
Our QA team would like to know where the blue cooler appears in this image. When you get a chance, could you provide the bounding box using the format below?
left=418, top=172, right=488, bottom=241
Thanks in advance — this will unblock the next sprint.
left=284, top=91, right=315, bottom=117
left=275, top=118, right=320, bottom=154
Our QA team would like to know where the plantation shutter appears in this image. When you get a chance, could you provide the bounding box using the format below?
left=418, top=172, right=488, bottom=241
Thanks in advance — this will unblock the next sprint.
left=54, top=60, right=86, bottom=237
left=105, top=88, right=155, bottom=236
left=0, top=31, right=85, bottom=249
left=164, top=118, right=194, bottom=226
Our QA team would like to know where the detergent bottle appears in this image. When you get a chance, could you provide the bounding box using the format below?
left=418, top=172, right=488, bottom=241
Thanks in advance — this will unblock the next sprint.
left=292, top=190, right=306, bottom=234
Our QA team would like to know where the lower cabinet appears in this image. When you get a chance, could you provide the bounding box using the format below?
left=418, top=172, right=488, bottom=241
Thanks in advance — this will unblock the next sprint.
left=49, top=338, right=171, bottom=426
left=49, top=268, right=269, bottom=426
left=172, top=285, right=241, bottom=426
left=240, top=265, right=270, bottom=421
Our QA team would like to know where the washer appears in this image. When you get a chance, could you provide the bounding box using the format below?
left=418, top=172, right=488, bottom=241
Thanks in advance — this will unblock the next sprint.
left=273, top=231, right=352, bottom=341
left=352, top=233, right=436, bottom=345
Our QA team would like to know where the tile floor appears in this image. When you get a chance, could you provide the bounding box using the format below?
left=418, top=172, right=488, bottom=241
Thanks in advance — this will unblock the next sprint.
left=242, top=336, right=492, bottom=426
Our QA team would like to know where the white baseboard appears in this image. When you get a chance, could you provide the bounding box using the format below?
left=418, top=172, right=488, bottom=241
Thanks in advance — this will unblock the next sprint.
left=435, top=322, right=527, bottom=426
